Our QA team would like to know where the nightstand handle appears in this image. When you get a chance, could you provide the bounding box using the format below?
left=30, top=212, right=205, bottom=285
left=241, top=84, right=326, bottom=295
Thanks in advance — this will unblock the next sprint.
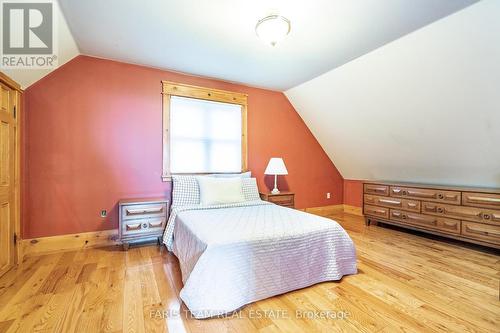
left=149, top=220, right=163, bottom=228
left=126, top=223, right=141, bottom=231
left=126, top=207, right=163, bottom=215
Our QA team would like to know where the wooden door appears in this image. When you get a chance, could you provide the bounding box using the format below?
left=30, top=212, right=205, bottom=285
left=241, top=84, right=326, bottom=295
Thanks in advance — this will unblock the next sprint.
left=0, top=81, right=16, bottom=276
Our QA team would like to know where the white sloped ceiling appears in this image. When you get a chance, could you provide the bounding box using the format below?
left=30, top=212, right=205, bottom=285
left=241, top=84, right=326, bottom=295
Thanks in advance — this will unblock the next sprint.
left=57, top=0, right=475, bottom=91
left=286, top=0, right=500, bottom=188
left=3, top=0, right=79, bottom=89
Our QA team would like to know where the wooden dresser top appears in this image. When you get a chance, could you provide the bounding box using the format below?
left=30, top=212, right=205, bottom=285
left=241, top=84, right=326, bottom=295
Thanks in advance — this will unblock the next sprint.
left=119, top=197, right=169, bottom=205
left=363, top=180, right=500, bottom=194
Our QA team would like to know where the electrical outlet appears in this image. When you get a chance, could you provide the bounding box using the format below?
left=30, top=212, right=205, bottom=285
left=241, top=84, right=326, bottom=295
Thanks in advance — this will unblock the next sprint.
left=100, top=210, right=107, bottom=218
left=326, top=192, right=331, bottom=199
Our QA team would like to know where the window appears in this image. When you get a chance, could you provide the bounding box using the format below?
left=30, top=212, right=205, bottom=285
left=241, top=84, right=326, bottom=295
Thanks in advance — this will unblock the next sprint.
left=162, top=81, right=247, bottom=180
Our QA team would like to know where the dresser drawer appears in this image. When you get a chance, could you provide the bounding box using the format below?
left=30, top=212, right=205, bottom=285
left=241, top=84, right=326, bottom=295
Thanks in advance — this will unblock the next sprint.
left=390, top=210, right=460, bottom=234
left=121, top=203, right=167, bottom=220
left=364, top=184, right=389, bottom=196
left=422, top=202, right=500, bottom=226
left=461, top=221, right=500, bottom=245
left=364, top=205, right=389, bottom=219
left=364, top=194, right=420, bottom=212
left=390, top=186, right=460, bottom=205
left=462, top=192, right=500, bottom=209
left=122, top=217, right=166, bottom=237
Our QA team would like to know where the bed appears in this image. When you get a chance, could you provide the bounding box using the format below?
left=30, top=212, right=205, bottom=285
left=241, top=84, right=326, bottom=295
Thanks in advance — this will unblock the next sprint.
left=163, top=199, right=357, bottom=319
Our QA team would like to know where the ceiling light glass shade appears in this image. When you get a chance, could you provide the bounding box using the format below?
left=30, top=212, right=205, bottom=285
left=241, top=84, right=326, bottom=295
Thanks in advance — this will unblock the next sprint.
left=255, top=15, right=291, bottom=46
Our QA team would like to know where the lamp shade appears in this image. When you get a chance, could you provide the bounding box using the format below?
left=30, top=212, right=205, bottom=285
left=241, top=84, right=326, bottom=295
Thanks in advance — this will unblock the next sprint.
left=264, top=158, right=288, bottom=175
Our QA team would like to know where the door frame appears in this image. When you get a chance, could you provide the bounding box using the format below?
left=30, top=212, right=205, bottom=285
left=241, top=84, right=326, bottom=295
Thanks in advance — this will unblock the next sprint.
left=0, top=71, right=22, bottom=269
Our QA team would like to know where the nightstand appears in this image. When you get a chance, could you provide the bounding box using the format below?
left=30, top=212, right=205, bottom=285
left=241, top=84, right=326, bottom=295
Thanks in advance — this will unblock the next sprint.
left=259, top=191, right=295, bottom=208
left=119, top=197, right=169, bottom=250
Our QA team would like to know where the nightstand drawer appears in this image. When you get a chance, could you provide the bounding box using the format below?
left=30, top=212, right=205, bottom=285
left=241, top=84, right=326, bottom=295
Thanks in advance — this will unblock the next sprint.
left=269, top=195, right=294, bottom=206
left=121, top=203, right=167, bottom=220
left=121, top=217, right=166, bottom=237
left=260, top=192, right=295, bottom=208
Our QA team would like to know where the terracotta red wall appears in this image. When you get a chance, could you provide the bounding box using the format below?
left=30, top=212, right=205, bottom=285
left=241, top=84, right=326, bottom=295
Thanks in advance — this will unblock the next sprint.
left=343, top=179, right=364, bottom=207
left=23, top=55, right=344, bottom=238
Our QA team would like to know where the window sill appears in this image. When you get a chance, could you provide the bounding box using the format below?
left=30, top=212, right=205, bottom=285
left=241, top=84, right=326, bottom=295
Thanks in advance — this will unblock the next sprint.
left=162, top=170, right=250, bottom=182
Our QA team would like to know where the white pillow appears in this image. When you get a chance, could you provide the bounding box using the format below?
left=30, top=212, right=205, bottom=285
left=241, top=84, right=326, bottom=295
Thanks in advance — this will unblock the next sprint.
left=197, top=177, right=245, bottom=205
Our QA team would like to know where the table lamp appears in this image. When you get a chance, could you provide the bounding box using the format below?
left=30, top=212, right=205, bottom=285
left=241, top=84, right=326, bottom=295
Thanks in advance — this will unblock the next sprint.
left=264, top=158, right=288, bottom=194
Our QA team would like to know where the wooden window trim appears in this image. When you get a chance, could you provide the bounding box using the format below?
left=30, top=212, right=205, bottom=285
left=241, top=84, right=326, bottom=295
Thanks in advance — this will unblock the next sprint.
left=161, top=81, right=248, bottom=181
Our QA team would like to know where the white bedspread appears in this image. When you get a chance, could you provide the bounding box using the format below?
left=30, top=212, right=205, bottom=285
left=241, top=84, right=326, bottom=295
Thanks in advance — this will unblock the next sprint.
left=164, top=201, right=357, bottom=318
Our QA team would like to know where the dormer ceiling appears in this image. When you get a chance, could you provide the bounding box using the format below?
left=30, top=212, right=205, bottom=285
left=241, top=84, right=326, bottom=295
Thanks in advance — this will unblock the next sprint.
left=286, top=0, right=500, bottom=187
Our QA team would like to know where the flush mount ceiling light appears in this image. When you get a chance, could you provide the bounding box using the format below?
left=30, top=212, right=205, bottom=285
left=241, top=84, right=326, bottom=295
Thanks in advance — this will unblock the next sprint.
left=255, top=15, right=291, bottom=46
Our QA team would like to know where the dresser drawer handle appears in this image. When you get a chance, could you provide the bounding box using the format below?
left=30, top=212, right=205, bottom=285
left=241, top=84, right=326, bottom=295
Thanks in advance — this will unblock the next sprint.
left=412, top=216, right=437, bottom=226
left=437, top=194, right=444, bottom=199
left=481, top=213, right=491, bottom=220
left=379, top=199, right=401, bottom=206
left=443, top=222, right=457, bottom=229
left=436, top=207, right=444, bottom=213
left=402, top=214, right=407, bottom=220
left=424, top=205, right=437, bottom=212
left=368, top=208, right=385, bottom=215
left=142, top=223, right=148, bottom=229
left=367, top=186, right=387, bottom=193
left=402, top=190, right=407, bottom=196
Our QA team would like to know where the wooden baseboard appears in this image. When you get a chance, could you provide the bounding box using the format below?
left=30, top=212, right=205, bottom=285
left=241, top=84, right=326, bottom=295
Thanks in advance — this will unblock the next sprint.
left=20, top=229, right=120, bottom=259
left=304, top=204, right=363, bottom=217
left=343, top=204, right=363, bottom=216
left=305, top=204, right=344, bottom=216
left=19, top=204, right=365, bottom=258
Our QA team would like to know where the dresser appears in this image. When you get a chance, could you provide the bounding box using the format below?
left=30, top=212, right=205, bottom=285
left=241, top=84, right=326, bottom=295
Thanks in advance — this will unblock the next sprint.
left=259, top=192, right=295, bottom=208
left=363, top=182, right=500, bottom=249
left=119, top=198, right=169, bottom=250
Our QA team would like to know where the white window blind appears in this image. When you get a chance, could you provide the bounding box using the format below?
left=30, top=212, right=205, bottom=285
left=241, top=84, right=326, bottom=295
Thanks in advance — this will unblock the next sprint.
left=170, top=96, right=242, bottom=173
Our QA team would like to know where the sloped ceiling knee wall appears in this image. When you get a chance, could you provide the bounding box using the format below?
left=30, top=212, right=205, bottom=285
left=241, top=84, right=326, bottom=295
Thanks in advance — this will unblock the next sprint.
left=285, top=0, right=500, bottom=188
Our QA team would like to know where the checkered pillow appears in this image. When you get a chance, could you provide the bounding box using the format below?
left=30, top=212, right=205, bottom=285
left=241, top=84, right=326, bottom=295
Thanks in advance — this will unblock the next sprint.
left=242, top=178, right=261, bottom=201
left=172, top=176, right=200, bottom=207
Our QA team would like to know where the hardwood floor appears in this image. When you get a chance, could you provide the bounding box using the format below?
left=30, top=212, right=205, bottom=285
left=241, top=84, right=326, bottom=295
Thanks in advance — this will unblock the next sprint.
left=0, top=212, right=498, bottom=332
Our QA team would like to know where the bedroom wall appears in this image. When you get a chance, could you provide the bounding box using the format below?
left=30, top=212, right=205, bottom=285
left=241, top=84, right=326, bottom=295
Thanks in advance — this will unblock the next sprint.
left=22, top=55, right=343, bottom=238
left=343, top=180, right=363, bottom=208
left=286, top=0, right=500, bottom=188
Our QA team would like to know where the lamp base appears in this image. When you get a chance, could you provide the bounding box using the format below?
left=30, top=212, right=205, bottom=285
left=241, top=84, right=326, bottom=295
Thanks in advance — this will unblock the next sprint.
left=271, top=174, right=280, bottom=194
